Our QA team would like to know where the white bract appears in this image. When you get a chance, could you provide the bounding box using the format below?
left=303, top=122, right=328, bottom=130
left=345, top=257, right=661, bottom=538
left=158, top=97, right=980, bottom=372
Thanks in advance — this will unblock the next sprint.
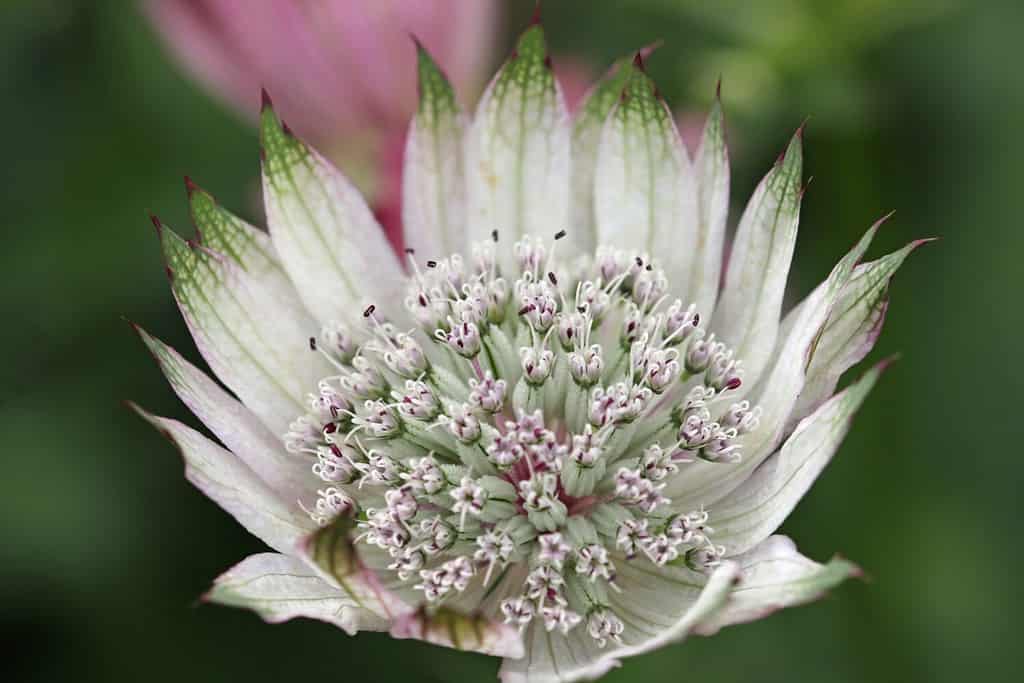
left=132, top=22, right=927, bottom=683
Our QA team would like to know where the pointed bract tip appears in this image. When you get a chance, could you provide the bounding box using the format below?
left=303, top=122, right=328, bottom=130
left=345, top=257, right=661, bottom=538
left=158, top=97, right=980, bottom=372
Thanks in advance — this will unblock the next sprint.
left=260, top=87, right=273, bottom=112
left=715, top=76, right=723, bottom=99
left=875, top=353, right=902, bottom=373
left=409, top=32, right=423, bottom=50
left=126, top=401, right=176, bottom=443
left=832, top=554, right=867, bottom=580
left=794, top=117, right=809, bottom=140
left=799, top=175, right=814, bottom=199
left=856, top=211, right=896, bottom=246
left=183, top=175, right=199, bottom=198
left=149, top=212, right=163, bottom=235
left=639, top=40, right=663, bottom=61
left=775, top=123, right=805, bottom=166
left=530, top=0, right=543, bottom=25
left=632, top=52, right=646, bottom=70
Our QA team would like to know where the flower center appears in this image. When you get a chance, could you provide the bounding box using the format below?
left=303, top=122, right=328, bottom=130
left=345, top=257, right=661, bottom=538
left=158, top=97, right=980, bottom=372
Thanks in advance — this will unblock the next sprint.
left=284, top=233, right=761, bottom=646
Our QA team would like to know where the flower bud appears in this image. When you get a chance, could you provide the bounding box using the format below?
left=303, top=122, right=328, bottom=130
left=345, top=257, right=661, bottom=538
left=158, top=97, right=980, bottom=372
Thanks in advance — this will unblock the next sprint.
left=569, top=345, right=603, bottom=386
left=438, top=319, right=482, bottom=358
left=521, top=345, right=554, bottom=385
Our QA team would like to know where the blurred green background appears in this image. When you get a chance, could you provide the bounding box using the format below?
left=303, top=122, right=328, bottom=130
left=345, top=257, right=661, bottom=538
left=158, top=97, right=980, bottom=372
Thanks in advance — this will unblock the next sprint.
left=1, top=0, right=1019, bottom=681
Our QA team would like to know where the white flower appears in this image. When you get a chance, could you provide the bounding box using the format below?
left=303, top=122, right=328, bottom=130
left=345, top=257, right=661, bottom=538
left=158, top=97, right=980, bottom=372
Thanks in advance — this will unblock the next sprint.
left=131, top=20, right=927, bottom=683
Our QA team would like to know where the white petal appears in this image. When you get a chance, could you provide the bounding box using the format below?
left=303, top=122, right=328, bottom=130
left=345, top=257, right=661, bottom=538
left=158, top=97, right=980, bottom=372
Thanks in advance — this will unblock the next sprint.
left=185, top=177, right=301, bottom=314
left=391, top=607, right=524, bottom=658
left=261, top=100, right=406, bottom=324
left=130, top=404, right=314, bottom=553
left=402, top=44, right=468, bottom=259
left=158, top=223, right=328, bottom=435
left=296, top=514, right=411, bottom=625
left=205, top=552, right=386, bottom=634
left=185, top=182, right=319, bottom=372
left=711, top=129, right=802, bottom=386
left=499, top=559, right=740, bottom=683
left=696, top=536, right=860, bottom=635
left=711, top=362, right=887, bottom=555
left=134, top=325, right=314, bottom=504
left=465, top=24, right=571, bottom=266
left=594, top=59, right=697, bottom=291
left=785, top=236, right=932, bottom=431
left=501, top=622, right=615, bottom=683
left=666, top=223, right=878, bottom=508
left=689, top=93, right=730, bottom=318
left=570, top=54, right=639, bottom=255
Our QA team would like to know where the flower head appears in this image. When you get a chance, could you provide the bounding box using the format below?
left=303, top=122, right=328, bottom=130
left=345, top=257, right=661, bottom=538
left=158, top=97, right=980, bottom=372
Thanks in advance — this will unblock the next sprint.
left=133, top=18, right=927, bottom=683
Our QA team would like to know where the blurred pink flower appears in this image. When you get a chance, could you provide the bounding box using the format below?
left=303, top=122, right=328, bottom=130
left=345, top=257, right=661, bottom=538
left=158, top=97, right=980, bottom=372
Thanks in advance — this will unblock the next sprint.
left=145, top=0, right=500, bottom=249
left=553, top=57, right=596, bottom=113
left=676, top=111, right=706, bottom=157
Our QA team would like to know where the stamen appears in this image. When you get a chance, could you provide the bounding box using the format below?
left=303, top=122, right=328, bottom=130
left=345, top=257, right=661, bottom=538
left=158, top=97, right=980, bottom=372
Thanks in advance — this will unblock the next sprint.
left=286, top=239, right=757, bottom=646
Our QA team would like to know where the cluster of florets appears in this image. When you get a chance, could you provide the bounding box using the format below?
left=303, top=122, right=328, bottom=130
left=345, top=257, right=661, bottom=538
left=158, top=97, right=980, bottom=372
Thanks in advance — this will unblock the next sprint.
left=283, top=233, right=761, bottom=645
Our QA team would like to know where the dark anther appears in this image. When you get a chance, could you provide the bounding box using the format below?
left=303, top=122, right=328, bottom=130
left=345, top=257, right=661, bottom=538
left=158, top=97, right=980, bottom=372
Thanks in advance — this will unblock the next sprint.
left=427, top=260, right=437, bottom=268
left=405, top=247, right=416, bottom=255
left=635, top=256, right=643, bottom=267
left=308, top=337, right=317, bottom=350
left=548, top=271, right=558, bottom=285
left=554, top=229, right=567, bottom=240
left=363, top=304, right=376, bottom=318
left=492, top=229, right=499, bottom=242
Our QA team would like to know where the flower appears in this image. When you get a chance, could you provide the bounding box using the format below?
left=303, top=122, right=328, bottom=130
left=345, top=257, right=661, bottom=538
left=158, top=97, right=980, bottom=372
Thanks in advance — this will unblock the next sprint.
left=145, top=0, right=500, bottom=247
left=132, top=19, right=928, bottom=683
